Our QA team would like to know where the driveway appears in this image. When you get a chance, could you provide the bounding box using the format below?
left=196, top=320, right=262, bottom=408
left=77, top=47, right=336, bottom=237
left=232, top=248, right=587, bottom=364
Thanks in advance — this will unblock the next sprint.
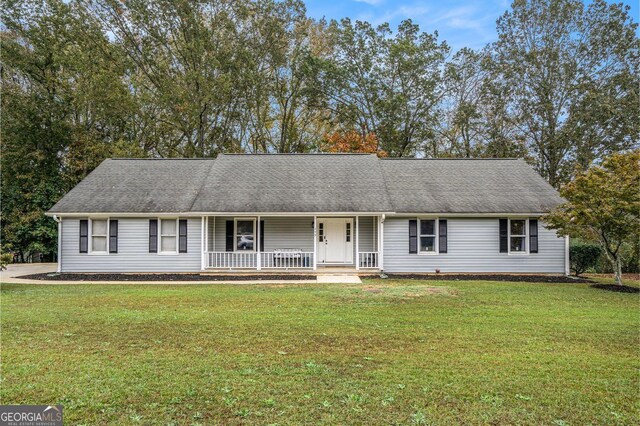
left=1, top=263, right=57, bottom=282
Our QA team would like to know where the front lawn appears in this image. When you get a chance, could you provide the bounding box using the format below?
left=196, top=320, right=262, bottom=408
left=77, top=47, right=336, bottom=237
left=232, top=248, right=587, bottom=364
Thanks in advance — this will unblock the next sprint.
left=1, top=279, right=638, bottom=425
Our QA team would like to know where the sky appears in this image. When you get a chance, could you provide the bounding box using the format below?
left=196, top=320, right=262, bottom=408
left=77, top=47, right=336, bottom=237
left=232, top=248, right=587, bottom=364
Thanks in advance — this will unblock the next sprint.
left=304, top=0, right=640, bottom=51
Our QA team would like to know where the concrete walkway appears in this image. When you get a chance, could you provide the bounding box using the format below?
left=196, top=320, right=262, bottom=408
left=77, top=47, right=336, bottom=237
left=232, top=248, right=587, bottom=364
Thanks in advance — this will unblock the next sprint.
left=1, top=263, right=362, bottom=285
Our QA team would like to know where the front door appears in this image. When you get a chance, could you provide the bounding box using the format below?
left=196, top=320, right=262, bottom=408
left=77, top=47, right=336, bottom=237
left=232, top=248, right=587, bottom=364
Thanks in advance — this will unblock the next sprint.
left=317, top=218, right=353, bottom=264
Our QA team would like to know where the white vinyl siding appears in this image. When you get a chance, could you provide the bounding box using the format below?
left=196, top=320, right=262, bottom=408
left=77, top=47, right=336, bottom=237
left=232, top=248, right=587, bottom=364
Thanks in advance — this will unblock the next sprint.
left=358, top=216, right=375, bottom=252
left=61, top=217, right=201, bottom=272
left=383, top=217, right=565, bottom=273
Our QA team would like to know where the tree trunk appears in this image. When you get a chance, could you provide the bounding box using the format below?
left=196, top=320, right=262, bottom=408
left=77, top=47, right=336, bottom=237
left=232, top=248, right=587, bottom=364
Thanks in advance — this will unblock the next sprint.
left=600, top=238, right=624, bottom=286
left=614, top=257, right=623, bottom=286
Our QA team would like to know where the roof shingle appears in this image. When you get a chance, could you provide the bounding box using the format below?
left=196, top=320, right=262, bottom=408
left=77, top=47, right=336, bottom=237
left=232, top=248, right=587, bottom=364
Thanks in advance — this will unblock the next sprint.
left=48, top=159, right=212, bottom=213
left=379, top=158, right=564, bottom=213
left=190, top=154, right=394, bottom=212
left=48, top=155, right=563, bottom=215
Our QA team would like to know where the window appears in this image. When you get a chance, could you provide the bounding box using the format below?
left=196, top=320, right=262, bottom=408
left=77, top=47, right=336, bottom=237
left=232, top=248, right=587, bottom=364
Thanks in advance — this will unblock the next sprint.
left=346, top=222, right=351, bottom=242
left=160, top=219, right=177, bottom=253
left=419, top=219, right=436, bottom=253
left=91, top=219, right=108, bottom=253
left=235, top=219, right=255, bottom=251
left=318, top=222, right=324, bottom=242
left=509, top=219, right=527, bottom=253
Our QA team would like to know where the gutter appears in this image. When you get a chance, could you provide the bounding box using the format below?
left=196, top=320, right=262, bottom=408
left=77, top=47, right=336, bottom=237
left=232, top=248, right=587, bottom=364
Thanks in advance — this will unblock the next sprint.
left=45, top=211, right=551, bottom=218
left=45, top=211, right=397, bottom=218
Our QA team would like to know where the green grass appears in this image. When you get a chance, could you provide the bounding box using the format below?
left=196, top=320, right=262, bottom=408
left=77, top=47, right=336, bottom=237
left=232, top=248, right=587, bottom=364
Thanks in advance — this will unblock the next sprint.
left=1, top=279, right=638, bottom=425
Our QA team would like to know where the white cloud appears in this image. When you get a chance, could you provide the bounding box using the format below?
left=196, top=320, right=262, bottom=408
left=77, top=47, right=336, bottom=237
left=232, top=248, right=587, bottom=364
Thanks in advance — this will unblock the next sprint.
left=359, top=4, right=431, bottom=27
left=310, top=0, right=506, bottom=50
left=353, top=0, right=385, bottom=5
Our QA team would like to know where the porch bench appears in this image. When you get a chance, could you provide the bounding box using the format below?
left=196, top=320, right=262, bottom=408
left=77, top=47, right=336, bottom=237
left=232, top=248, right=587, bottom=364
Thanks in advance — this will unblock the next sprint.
left=272, top=248, right=309, bottom=268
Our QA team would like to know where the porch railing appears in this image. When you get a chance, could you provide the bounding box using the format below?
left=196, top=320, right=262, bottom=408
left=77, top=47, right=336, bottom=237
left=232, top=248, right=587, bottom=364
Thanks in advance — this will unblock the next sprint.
left=207, top=252, right=257, bottom=269
left=261, top=251, right=314, bottom=269
left=206, top=251, right=314, bottom=269
left=358, top=252, right=379, bottom=268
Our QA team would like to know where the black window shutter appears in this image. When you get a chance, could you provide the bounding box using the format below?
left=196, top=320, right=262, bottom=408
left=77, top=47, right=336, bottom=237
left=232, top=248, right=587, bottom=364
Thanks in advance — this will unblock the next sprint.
left=109, top=220, right=118, bottom=253
left=529, top=219, right=539, bottom=253
left=409, top=219, right=418, bottom=254
left=439, top=219, right=447, bottom=254
left=260, top=220, right=265, bottom=252
left=225, top=220, right=234, bottom=252
left=499, top=219, right=508, bottom=253
left=79, top=219, right=88, bottom=253
left=149, top=219, right=158, bottom=253
left=179, top=219, right=188, bottom=253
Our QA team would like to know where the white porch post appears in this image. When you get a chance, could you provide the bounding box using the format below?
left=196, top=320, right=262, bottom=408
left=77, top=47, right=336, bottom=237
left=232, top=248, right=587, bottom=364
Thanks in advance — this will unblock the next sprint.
left=257, top=216, right=261, bottom=270
left=205, top=216, right=209, bottom=267
left=355, top=216, right=360, bottom=270
left=56, top=216, right=62, bottom=273
left=313, top=215, right=317, bottom=271
left=379, top=214, right=385, bottom=271
left=376, top=216, right=380, bottom=268
left=200, top=216, right=205, bottom=271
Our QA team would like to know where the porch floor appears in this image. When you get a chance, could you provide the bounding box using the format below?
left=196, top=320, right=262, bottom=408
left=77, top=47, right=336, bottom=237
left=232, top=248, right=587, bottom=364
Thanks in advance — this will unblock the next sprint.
left=202, top=266, right=380, bottom=276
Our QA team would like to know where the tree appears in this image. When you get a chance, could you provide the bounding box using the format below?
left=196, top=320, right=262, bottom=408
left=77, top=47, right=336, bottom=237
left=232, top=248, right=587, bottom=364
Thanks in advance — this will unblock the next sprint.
left=89, top=0, right=253, bottom=157
left=90, top=0, right=324, bottom=157
left=1, top=0, right=137, bottom=261
left=545, top=151, right=640, bottom=285
left=322, top=130, right=386, bottom=156
left=319, top=19, right=449, bottom=157
left=245, top=15, right=332, bottom=153
left=490, top=0, right=639, bottom=188
left=437, top=48, right=486, bottom=158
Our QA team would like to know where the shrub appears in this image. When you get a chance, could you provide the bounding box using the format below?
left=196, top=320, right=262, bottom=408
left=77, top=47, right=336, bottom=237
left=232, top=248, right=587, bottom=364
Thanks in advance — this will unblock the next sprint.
left=570, top=243, right=602, bottom=276
left=1, top=253, right=13, bottom=270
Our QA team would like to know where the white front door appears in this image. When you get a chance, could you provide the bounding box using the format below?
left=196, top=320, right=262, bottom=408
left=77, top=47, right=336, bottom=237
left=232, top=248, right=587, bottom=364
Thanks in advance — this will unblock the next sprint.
left=317, top=218, right=353, bottom=264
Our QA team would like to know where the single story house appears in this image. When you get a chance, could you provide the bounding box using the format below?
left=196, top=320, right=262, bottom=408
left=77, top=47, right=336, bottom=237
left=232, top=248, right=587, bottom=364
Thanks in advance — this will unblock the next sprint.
left=46, top=154, right=568, bottom=274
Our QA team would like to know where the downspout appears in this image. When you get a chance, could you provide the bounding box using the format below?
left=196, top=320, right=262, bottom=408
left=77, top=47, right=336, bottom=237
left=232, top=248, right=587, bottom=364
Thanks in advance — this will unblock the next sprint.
left=564, top=235, right=570, bottom=276
left=53, top=215, right=61, bottom=273
left=380, top=214, right=385, bottom=272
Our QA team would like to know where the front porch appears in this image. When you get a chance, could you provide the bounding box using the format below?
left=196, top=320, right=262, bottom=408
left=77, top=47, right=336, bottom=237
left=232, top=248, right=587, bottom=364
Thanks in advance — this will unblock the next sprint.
left=200, top=215, right=383, bottom=271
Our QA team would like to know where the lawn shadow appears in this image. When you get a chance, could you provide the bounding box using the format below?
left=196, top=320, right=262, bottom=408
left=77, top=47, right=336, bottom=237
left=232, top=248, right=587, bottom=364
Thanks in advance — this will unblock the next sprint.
left=590, top=284, right=639, bottom=293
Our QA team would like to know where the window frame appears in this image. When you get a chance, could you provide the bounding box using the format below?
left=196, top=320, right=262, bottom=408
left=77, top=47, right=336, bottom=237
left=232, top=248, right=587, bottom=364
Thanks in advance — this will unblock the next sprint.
left=417, top=217, right=439, bottom=255
left=88, top=217, right=110, bottom=255
left=508, top=218, right=529, bottom=255
left=158, top=217, right=179, bottom=255
left=234, top=218, right=256, bottom=252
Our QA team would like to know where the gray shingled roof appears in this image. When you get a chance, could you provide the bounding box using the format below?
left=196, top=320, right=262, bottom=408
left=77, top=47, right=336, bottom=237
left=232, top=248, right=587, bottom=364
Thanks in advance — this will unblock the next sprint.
left=48, top=155, right=563, bottom=214
left=48, top=159, right=212, bottom=213
left=380, top=158, right=564, bottom=213
left=191, top=154, right=393, bottom=212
